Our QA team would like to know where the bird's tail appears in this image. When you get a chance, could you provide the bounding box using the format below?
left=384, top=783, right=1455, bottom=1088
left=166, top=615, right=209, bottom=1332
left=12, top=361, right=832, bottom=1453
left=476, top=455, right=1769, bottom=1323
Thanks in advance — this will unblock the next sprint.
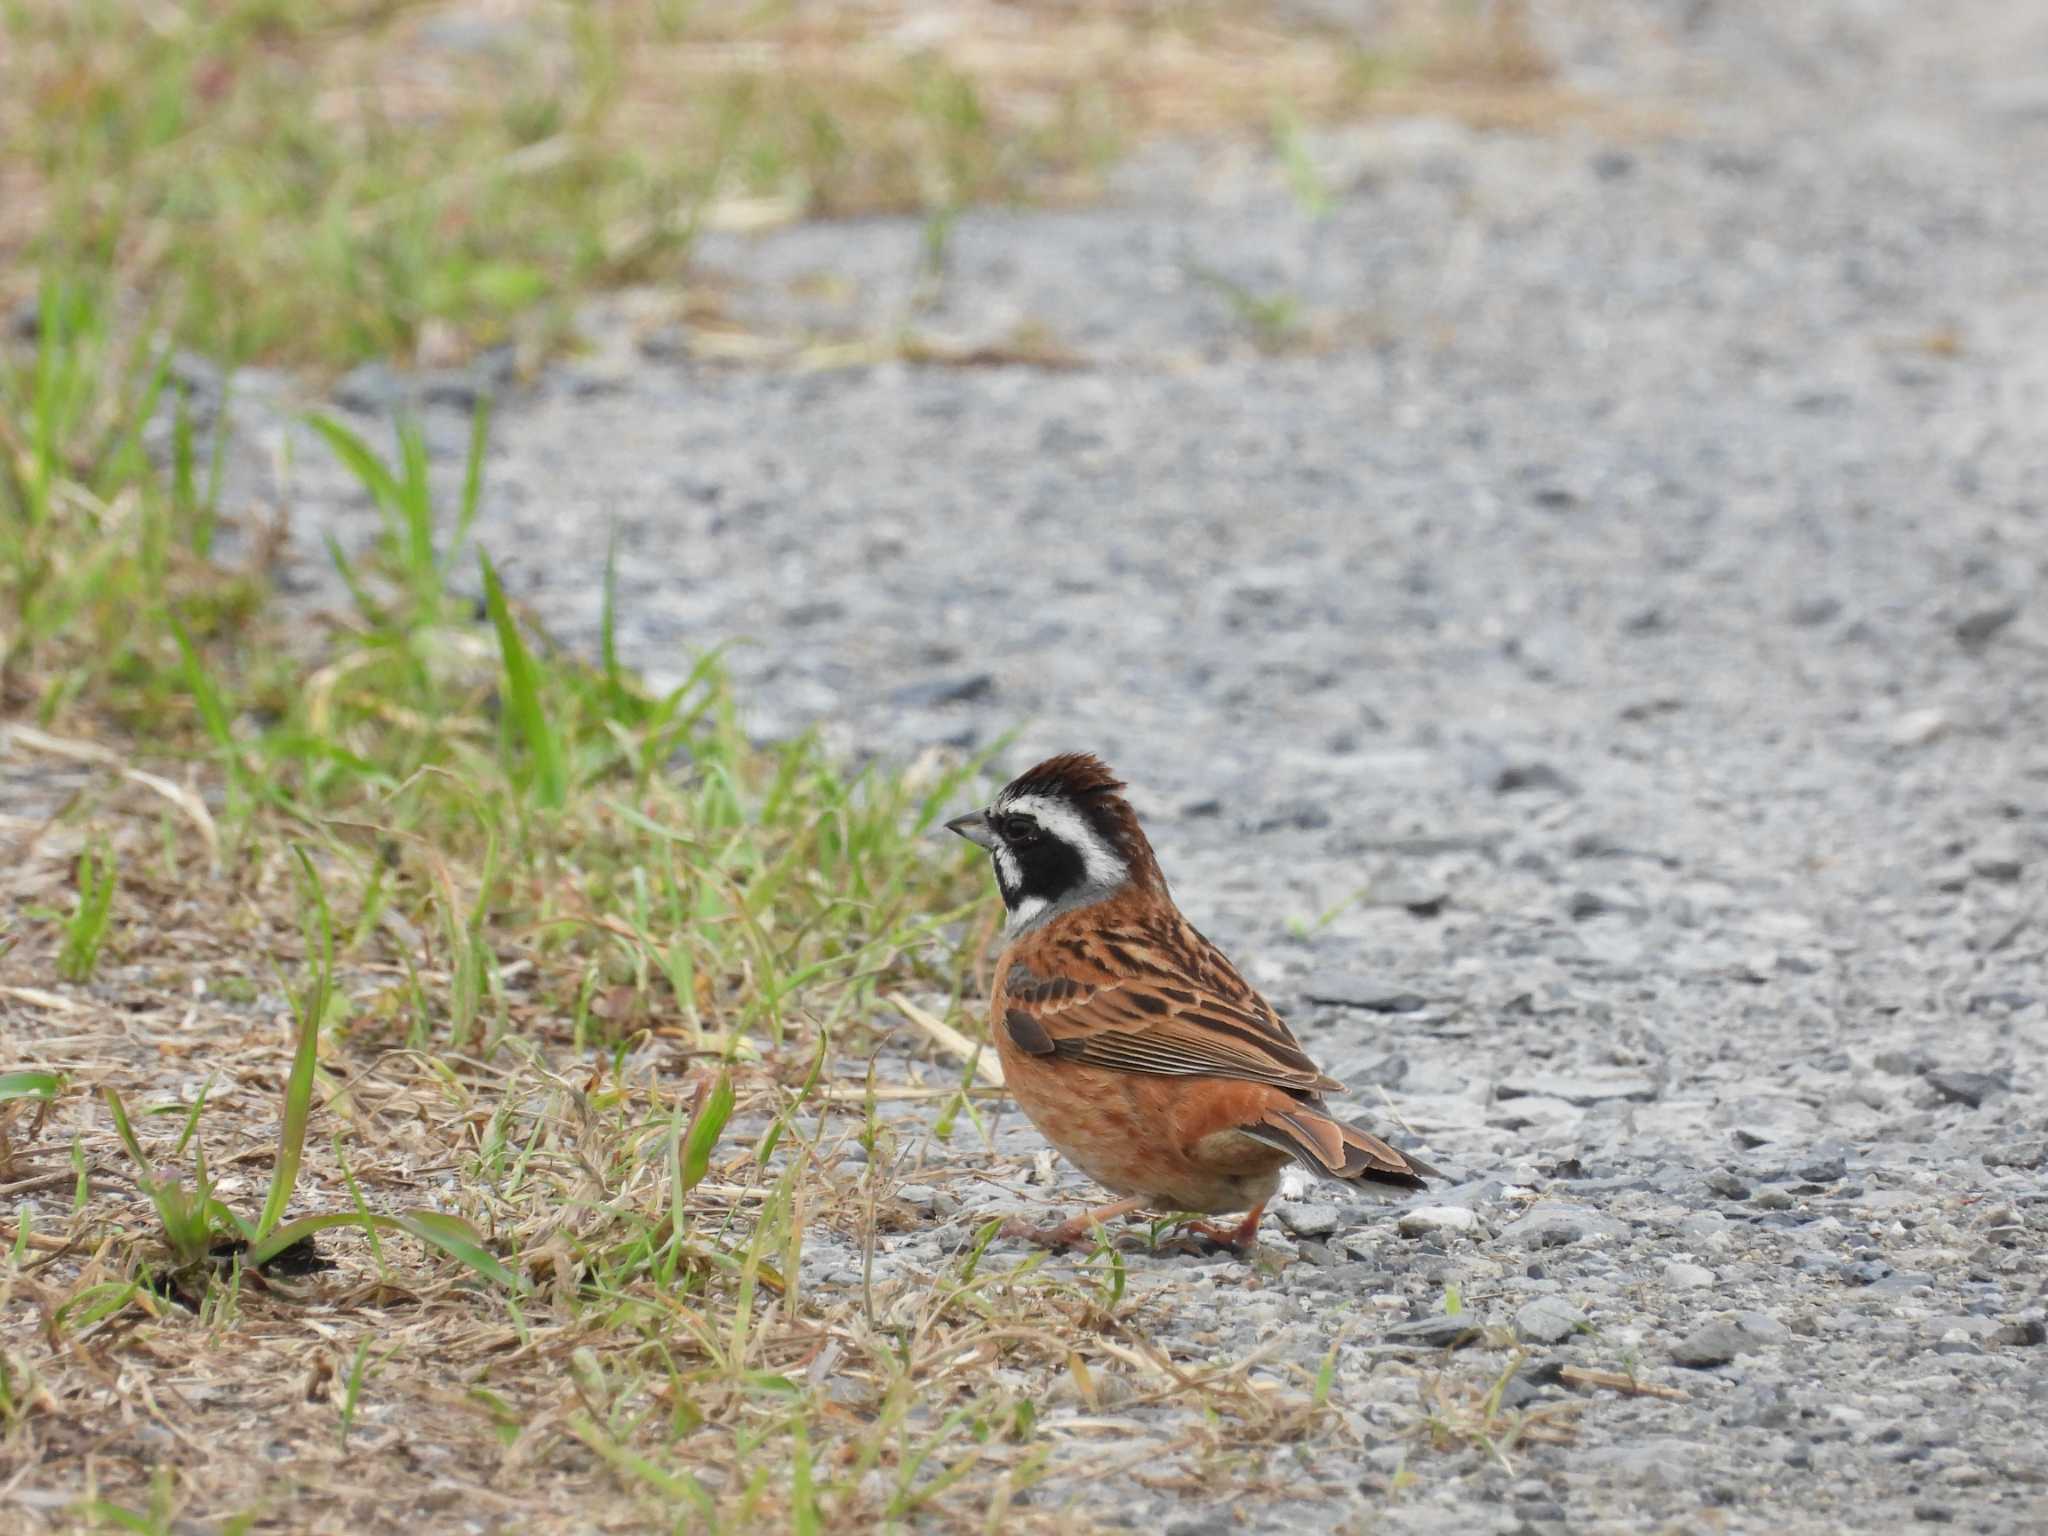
left=1240, top=1101, right=1435, bottom=1190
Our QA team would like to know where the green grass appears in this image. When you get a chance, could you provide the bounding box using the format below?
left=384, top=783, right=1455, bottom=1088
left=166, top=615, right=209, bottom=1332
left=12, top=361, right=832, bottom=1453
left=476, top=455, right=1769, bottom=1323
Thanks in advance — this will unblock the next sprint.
left=55, top=841, right=117, bottom=982
left=0, top=274, right=1075, bottom=1532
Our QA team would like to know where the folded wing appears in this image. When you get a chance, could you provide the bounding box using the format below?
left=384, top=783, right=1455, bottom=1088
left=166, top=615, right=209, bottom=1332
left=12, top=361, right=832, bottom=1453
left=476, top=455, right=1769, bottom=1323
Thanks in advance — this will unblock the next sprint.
left=1002, top=919, right=1342, bottom=1096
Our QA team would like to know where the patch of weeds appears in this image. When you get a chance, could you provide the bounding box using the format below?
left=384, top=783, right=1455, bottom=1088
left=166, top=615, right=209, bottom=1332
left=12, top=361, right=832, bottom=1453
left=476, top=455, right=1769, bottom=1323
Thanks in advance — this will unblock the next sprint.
left=1412, top=1352, right=1580, bottom=1471
left=91, top=853, right=522, bottom=1305
left=1189, top=263, right=1311, bottom=355
left=56, top=842, right=118, bottom=983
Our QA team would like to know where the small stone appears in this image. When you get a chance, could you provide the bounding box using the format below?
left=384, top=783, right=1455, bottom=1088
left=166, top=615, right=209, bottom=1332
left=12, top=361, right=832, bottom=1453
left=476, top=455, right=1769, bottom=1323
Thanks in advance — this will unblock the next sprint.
left=1873, top=1049, right=1929, bottom=1076
left=1498, top=1203, right=1628, bottom=1248
left=1927, top=1069, right=2009, bottom=1108
left=1276, top=1201, right=1343, bottom=1238
left=1797, top=1156, right=1848, bottom=1183
left=1754, top=1188, right=1794, bottom=1211
left=1932, top=1330, right=1984, bottom=1358
left=1398, top=1205, right=1480, bottom=1239
left=1788, top=595, right=1842, bottom=627
left=1955, top=603, right=2019, bottom=651
left=1383, top=1314, right=1483, bottom=1349
left=1706, top=1170, right=1752, bottom=1200
left=1379, top=882, right=1450, bottom=917
left=1662, top=1261, right=1715, bottom=1289
left=1568, top=887, right=1642, bottom=920
left=1301, top=972, right=1428, bottom=1013
left=1515, top=1295, right=1585, bottom=1345
left=887, top=673, right=994, bottom=708
left=1886, top=707, right=1948, bottom=747
left=1497, top=1072, right=1659, bottom=1107
left=1494, top=761, right=1580, bottom=796
left=1673, top=1320, right=1749, bottom=1368
left=1981, top=1141, right=2047, bottom=1170
left=1352, top=1053, right=1410, bottom=1088
left=1970, top=846, right=2024, bottom=882
left=1253, top=800, right=1331, bottom=833
left=334, top=360, right=408, bottom=413
left=1735, top=1311, right=1790, bottom=1342
left=1930, top=863, right=1973, bottom=893
left=1994, top=1321, right=2047, bottom=1348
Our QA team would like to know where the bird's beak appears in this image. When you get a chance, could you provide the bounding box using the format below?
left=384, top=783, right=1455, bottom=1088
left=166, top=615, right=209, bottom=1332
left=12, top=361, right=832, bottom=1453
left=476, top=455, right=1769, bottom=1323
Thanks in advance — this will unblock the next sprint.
left=945, top=808, right=995, bottom=849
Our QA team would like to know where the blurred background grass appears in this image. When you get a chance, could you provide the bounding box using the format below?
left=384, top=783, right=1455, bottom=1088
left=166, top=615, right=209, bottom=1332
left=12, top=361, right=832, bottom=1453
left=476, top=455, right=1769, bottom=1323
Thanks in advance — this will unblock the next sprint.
left=1, top=0, right=1556, bottom=371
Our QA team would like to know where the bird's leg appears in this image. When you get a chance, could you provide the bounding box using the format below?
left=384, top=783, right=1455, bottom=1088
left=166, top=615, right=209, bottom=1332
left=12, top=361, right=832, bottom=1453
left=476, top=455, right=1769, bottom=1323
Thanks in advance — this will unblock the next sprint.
left=1172, top=1200, right=1269, bottom=1253
left=1001, top=1195, right=1148, bottom=1251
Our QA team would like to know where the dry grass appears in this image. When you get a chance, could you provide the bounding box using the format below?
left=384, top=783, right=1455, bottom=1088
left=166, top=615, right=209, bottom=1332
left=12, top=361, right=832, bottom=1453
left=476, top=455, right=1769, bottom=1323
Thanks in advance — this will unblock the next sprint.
left=0, top=847, right=1397, bottom=1532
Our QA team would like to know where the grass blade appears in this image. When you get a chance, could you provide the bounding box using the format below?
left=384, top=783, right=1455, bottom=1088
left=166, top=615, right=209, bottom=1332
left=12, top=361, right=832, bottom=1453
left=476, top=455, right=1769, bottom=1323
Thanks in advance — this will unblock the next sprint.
left=679, top=1071, right=734, bottom=1198
left=246, top=1209, right=525, bottom=1291
left=478, top=549, right=567, bottom=808
left=168, top=609, right=252, bottom=803
left=304, top=413, right=403, bottom=530
left=452, top=395, right=492, bottom=561
left=101, top=1086, right=155, bottom=1183
left=257, top=848, right=332, bottom=1239
left=0, top=1071, right=62, bottom=1102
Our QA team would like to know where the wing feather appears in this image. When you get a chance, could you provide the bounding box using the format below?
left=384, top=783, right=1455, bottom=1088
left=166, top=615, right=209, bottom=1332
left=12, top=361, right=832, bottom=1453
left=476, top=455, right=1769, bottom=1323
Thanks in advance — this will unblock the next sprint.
left=1239, top=1104, right=1434, bottom=1189
left=1002, top=917, right=1342, bottom=1095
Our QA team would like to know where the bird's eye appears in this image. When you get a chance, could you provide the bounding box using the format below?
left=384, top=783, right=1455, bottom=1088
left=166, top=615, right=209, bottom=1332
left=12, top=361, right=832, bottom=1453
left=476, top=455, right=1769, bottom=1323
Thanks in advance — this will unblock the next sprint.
left=1004, top=816, right=1043, bottom=845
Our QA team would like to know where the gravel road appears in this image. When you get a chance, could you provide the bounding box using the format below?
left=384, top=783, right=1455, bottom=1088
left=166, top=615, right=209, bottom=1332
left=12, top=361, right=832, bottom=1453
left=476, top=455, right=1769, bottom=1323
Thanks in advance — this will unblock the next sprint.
left=232, top=2, right=2048, bottom=1529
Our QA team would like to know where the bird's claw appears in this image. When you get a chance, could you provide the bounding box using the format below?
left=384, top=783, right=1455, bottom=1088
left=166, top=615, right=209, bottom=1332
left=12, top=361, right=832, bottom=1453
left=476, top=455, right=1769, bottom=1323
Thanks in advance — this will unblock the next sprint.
left=998, top=1217, right=1101, bottom=1251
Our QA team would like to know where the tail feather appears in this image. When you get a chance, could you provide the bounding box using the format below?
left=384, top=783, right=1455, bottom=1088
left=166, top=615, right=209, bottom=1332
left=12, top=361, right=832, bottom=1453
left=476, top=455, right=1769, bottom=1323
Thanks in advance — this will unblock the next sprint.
left=1242, top=1102, right=1434, bottom=1191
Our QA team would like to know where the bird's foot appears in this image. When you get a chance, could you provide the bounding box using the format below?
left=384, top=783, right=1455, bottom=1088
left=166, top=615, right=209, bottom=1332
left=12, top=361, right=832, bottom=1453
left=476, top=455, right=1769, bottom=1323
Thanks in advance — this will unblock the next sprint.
left=1000, top=1195, right=1149, bottom=1252
left=1166, top=1201, right=1268, bottom=1255
left=998, top=1217, right=1101, bottom=1252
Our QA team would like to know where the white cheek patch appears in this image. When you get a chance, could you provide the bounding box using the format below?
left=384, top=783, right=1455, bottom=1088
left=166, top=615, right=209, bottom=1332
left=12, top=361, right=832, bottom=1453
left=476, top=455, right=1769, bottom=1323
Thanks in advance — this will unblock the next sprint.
left=991, top=844, right=1020, bottom=892
left=998, top=794, right=1128, bottom=890
left=1006, top=895, right=1048, bottom=934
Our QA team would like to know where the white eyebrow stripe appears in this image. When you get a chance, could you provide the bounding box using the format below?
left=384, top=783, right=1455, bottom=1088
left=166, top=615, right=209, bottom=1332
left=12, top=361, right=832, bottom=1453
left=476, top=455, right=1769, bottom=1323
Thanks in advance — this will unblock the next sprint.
left=997, top=793, right=1127, bottom=890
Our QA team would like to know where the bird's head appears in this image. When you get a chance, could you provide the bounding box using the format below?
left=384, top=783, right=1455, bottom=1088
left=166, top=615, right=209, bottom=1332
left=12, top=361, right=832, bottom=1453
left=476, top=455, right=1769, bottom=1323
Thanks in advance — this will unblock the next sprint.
left=946, top=752, right=1164, bottom=934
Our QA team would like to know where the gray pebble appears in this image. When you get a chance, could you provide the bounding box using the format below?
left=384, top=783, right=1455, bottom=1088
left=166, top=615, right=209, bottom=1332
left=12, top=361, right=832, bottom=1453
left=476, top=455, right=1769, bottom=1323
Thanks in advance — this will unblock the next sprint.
left=1498, top=1204, right=1629, bottom=1248
left=1276, top=1201, right=1343, bottom=1238
left=1384, top=1314, right=1484, bottom=1350
left=1300, top=972, right=1428, bottom=1013
left=1673, top=1320, right=1751, bottom=1368
left=1927, top=1070, right=2010, bottom=1108
left=1397, top=1205, right=1480, bottom=1239
left=1515, top=1295, right=1587, bottom=1345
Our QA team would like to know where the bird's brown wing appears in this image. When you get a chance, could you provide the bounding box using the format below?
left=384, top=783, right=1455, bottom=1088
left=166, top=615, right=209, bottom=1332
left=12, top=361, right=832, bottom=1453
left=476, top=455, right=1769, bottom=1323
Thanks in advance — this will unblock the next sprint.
left=1001, top=916, right=1342, bottom=1096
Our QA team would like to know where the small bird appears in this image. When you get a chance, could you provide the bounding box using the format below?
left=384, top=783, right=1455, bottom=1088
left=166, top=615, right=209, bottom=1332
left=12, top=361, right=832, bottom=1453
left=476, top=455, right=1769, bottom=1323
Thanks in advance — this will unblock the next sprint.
left=947, top=752, right=1433, bottom=1251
